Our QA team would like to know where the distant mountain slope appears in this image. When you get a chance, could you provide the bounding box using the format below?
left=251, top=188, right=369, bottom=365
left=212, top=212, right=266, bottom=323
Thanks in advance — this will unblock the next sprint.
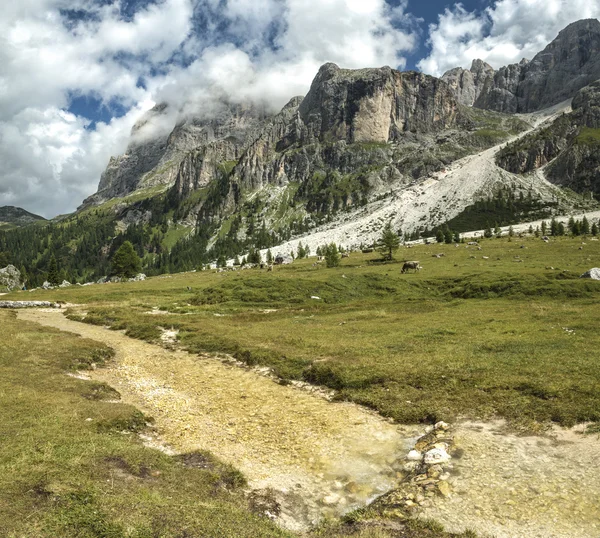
left=497, top=81, right=600, bottom=197
left=0, top=206, right=46, bottom=230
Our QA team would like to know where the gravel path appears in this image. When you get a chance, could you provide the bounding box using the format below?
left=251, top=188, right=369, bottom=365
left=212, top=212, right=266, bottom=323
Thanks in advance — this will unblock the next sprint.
left=18, top=308, right=418, bottom=531
left=419, top=421, right=600, bottom=538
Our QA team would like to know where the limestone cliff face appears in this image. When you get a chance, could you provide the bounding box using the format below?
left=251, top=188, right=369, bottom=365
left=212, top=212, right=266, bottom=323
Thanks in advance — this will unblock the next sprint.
left=474, top=19, right=600, bottom=113
left=295, top=64, right=461, bottom=145
left=497, top=81, right=600, bottom=196
left=441, top=60, right=495, bottom=107
left=225, top=64, right=464, bottom=197
left=83, top=102, right=266, bottom=207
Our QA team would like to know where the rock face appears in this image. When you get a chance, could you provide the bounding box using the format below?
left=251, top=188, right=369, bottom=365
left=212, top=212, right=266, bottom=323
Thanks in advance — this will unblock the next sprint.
left=498, top=80, right=600, bottom=196
left=83, top=102, right=267, bottom=206
left=0, top=265, right=21, bottom=291
left=296, top=64, right=462, bottom=144
left=441, top=60, right=495, bottom=106
left=473, top=19, right=600, bottom=113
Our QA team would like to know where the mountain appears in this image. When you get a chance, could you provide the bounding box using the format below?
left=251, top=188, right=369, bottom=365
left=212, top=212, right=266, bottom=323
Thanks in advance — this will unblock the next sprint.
left=447, top=19, right=600, bottom=113
left=0, top=206, right=46, bottom=230
left=497, top=80, right=600, bottom=196
left=1, top=19, right=599, bottom=287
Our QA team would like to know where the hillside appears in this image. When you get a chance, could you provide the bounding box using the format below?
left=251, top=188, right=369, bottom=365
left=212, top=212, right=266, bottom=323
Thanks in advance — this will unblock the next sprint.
left=0, top=206, right=46, bottom=231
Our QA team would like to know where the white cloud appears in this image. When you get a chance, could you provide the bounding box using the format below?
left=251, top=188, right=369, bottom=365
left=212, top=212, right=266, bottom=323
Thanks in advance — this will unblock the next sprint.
left=419, top=0, right=600, bottom=76
left=0, top=0, right=413, bottom=217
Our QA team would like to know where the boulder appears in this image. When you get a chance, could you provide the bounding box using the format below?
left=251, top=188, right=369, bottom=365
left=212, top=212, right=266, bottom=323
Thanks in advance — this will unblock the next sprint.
left=0, top=265, right=21, bottom=291
left=59, top=280, right=71, bottom=288
left=423, top=447, right=451, bottom=465
left=580, top=268, right=600, bottom=280
left=129, top=273, right=146, bottom=282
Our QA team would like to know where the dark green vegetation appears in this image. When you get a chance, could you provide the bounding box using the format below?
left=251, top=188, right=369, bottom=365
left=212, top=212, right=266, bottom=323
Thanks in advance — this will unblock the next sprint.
left=0, top=310, right=291, bottom=538
left=111, top=240, right=142, bottom=278
left=14, top=235, right=600, bottom=431
left=425, top=187, right=557, bottom=239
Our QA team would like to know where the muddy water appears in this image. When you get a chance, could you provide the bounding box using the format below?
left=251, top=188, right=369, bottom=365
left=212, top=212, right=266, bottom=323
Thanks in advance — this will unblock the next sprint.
left=19, top=309, right=419, bottom=531
left=419, top=421, right=600, bottom=538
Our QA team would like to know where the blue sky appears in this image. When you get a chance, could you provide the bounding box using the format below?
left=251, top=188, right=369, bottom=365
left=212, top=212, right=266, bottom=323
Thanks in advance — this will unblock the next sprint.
left=1, top=0, right=599, bottom=217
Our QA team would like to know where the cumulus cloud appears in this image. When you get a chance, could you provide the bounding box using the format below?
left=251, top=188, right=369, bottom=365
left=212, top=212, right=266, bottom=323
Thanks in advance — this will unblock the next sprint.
left=0, top=0, right=417, bottom=217
left=418, top=0, right=600, bottom=76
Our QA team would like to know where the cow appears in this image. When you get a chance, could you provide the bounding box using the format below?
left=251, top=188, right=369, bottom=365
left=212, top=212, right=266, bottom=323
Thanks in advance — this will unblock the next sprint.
left=341, top=253, right=349, bottom=258
left=401, top=261, right=421, bottom=273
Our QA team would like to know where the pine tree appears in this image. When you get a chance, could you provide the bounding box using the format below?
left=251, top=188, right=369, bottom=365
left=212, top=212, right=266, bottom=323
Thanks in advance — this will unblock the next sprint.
left=541, top=221, right=547, bottom=235
left=297, top=242, right=307, bottom=259
left=494, top=223, right=501, bottom=237
left=592, top=222, right=599, bottom=236
left=484, top=227, right=493, bottom=238
left=435, top=229, right=444, bottom=243
left=550, top=218, right=559, bottom=236
left=110, top=241, right=141, bottom=278
left=444, top=228, right=453, bottom=244
left=324, top=243, right=340, bottom=268
left=378, top=222, right=400, bottom=260
left=47, top=254, right=60, bottom=285
left=266, top=249, right=273, bottom=264
left=508, top=226, right=515, bottom=238
left=582, top=216, right=590, bottom=235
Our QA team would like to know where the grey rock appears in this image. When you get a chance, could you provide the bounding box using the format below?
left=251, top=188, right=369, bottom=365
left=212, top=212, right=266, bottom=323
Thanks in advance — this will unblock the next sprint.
left=580, top=268, right=600, bottom=280
left=42, top=281, right=53, bottom=289
left=0, top=301, right=59, bottom=309
left=475, top=19, right=600, bottom=113
left=59, top=280, right=71, bottom=288
left=498, top=80, right=600, bottom=197
left=128, top=273, right=146, bottom=282
left=441, top=59, right=495, bottom=106
left=0, top=265, right=22, bottom=291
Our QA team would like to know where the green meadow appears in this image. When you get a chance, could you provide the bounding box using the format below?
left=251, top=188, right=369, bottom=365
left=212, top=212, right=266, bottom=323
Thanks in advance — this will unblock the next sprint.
left=13, top=234, right=600, bottom=430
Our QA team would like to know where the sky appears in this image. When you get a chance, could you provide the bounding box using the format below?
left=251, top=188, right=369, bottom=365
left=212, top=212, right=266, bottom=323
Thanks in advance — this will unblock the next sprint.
left=1, top=0, right=599, bottom=218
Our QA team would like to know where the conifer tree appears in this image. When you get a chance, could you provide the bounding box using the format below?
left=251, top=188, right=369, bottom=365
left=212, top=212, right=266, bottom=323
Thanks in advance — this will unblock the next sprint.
left=582, top=216, right=590, bottom=235
left=110, top=241, right=141, bottom=278
left=324, top=243, right=340, bottom=268
left=378, top=222, right=400, bottom=260
left=47, top=254, right=60, bottom=285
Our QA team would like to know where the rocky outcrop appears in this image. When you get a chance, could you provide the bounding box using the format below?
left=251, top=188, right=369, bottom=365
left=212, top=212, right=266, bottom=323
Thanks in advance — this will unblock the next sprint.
left=83, top=102, right=267, bottom=207
left=0, top=265, right=21, bottom=291
left=474, top=19, right=600, bottom=113
left=441, top=60, right=495, bottom=107
left=497, top=80, right=600, bottom=196
left=0, top=301, right=60, bottom=308
left=496, top=114, right=574, bottom=174
left=295, top=64, right=462, bottom=145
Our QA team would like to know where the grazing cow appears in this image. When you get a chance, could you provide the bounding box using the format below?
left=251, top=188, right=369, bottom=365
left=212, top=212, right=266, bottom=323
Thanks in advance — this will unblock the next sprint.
left=468, top=241, right=478, bottom=246
left=401, top=261, right=421, bottom=273
left=342, top=253, right=349, bottom=258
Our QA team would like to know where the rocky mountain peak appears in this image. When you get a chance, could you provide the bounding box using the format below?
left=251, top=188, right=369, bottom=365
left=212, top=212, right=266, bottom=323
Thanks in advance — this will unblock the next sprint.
left=473, top=18, right=600, bottom=113
left=441, top=59, right=495, bottom=106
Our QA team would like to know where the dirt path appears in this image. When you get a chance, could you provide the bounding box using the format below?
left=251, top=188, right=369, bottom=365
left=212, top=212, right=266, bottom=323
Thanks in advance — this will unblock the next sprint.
left=18, top=308, right=419, bottom=531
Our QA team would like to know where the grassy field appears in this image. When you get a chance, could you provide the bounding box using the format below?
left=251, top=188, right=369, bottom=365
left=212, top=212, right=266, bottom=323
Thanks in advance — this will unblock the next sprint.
left=0, top=304, right=483, bottom=537
left=12, top=234, right=600, bottom=432
left=0, top=310, right=290, bottom=538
